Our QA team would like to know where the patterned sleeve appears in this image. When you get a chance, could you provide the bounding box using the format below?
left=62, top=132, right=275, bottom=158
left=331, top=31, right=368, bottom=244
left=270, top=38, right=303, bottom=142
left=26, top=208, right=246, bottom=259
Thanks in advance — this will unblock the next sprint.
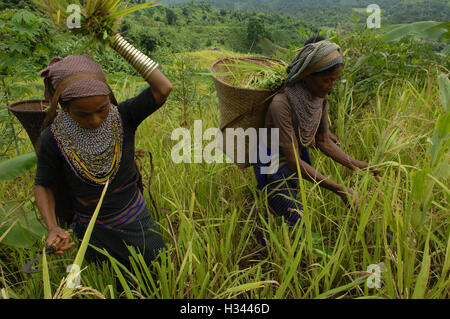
left=34, top=128, right=62, bottom=187
left=117, top=86, right=162, bottom=129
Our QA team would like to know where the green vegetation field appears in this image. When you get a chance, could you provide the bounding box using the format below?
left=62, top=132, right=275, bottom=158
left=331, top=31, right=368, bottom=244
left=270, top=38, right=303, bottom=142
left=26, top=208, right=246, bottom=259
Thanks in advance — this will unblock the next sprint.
left=0, top=0, right=449, bottom=299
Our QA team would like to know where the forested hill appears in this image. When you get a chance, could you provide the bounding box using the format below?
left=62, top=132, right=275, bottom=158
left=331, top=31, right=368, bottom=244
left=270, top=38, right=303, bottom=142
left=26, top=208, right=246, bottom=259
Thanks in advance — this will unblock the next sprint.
left=161, top=0, right=450, bottom=24
left=163, top=0, right=374, bottom=11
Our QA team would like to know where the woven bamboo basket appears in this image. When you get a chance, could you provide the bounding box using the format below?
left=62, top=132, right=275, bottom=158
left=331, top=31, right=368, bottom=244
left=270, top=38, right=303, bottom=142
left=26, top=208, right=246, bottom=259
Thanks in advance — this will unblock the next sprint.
left=210, top=56, right=280, bottom=168
left=8, top=99, right=49, bottom=152
left=7, top=99, right=76, bottom=226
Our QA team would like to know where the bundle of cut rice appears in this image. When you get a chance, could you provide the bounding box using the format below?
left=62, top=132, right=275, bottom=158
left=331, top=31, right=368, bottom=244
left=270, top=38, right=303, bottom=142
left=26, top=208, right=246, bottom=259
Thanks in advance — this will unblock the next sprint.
left=32, top=0, right=160, bottom=49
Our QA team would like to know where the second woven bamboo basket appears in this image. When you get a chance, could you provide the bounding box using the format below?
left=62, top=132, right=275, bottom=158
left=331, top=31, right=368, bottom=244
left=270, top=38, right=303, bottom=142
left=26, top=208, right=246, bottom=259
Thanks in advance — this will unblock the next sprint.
left=210, top=56, right=281, bottom=168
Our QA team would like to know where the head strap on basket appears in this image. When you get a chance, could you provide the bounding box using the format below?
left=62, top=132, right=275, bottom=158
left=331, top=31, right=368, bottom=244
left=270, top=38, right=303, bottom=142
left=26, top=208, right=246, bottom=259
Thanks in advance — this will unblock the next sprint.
left=40, top=71, right=118, bottom=132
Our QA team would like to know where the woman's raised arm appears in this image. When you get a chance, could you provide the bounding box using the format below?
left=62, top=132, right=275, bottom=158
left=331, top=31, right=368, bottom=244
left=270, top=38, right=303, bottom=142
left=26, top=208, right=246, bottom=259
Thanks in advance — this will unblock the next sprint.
left=111, top=34, right=172, bottom=106
left=145, top=69, right=172, bottom=106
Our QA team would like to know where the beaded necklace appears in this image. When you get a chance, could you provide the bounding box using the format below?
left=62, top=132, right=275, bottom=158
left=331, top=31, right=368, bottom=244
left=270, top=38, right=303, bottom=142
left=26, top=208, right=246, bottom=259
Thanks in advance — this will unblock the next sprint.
left=51, top=104, right=123, bottom=185
left=285, top=81, right=324, bottom=147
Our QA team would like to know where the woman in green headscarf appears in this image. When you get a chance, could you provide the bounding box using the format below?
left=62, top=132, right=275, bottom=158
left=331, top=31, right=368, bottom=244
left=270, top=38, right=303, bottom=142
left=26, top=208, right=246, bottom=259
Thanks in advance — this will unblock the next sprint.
left=253, top=37, right=380, bottom=231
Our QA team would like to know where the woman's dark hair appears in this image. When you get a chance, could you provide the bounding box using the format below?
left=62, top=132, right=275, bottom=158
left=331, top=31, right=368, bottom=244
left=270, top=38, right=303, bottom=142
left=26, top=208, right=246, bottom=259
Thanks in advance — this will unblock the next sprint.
left=60, top=100, right=71, bottom=109
left=311, top=63, right=344, bottom=76
left=304, top=36, right=325, bottom=46
left=305, top=36, right=344, bottom=76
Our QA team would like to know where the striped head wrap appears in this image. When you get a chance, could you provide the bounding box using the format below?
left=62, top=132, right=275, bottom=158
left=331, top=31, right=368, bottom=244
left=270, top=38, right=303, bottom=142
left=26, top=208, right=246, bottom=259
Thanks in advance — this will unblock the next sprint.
left=285, top=40, right=343, bottom=86
left=284, top=40, right=343, bottom=146
left=38, top=55, right=111, bottom=103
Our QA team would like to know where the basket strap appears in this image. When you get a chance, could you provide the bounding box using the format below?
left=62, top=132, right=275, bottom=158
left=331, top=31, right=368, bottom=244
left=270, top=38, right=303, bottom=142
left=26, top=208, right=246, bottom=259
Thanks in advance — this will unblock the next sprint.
left=40, top=71, right=118, bottom=131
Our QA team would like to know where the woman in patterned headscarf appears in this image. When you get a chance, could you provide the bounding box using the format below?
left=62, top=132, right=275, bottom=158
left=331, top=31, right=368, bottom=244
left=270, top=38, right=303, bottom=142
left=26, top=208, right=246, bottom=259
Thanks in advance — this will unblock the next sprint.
left=34, top=52, right=172, bottom=268
left=254, top=37, right=380, bottom=233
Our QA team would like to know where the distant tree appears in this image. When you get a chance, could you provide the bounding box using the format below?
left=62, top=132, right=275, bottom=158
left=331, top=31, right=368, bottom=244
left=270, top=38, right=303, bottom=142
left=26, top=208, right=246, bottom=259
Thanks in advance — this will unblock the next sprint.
left=246, top=17, right=266, bottom=51
left=0, top=8, right=52, bottom=157
left=0, top=0, right=30, bottom=10
left=165, top=7, right=177, bottom=25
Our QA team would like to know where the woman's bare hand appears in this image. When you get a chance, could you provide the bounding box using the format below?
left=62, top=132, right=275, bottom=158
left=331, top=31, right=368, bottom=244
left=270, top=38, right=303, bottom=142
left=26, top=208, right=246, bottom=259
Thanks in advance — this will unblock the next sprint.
left=338, top=187, right=360, bottom=211
left=46, top=227, right=75, bottom=255
left=329, top=132, right=339, bottom=145
left=359, top=161, right=382, bottom=182
left=369, top=166, right=382, bottom=181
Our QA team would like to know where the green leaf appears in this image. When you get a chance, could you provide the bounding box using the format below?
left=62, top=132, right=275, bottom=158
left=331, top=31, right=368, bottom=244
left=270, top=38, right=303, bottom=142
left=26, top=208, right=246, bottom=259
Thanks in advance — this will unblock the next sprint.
left=410, top=168, right=433, bottom=230
left=384, top=21, right=445, bottom=43
left=8, top=43, right=28, bottom=54
left=106, top=1, right=160, bottom=20
left=12, top=11, right=37, bottom=25
left=61, top=180, right=109, bottom=299
left=441, top=45, right=450, bottom=55
left=314, top=278, right=366, bottom=299
left=443, top=235, right=450, bottom=282
left=89, top=244, right=136, bottom=299
left=352, top=55, right=370, bottom=71
left=103, top=249, right=135, bottom=299
left=428, top=22, right=450, bottom=40
left=0, top=201, right=46, bottom=248
left=0, top=152, right=37, bottom=181
left=411, top=169, right=432, bottom=201
left=412, top=227, right=431, bottom=299
left=438, top=74, right=450, bottom=112
left=429, top=113, right=450, bottom=167
left=0, top=219, right=19, bottom=243
left=224, top=281, right=278, bottom=295
left=42, top=247, right=52, bottom=299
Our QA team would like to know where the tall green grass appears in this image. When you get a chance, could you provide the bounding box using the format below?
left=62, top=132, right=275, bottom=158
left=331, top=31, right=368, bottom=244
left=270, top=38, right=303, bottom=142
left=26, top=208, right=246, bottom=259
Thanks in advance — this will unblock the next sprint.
left=0, top=50, right=448, bottom=299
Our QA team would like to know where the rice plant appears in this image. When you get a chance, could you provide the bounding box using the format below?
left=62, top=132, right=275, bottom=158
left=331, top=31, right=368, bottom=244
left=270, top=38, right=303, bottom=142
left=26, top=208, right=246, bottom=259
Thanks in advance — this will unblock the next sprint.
left=32, top=0, right=160, bottom=48
left=211, top=59, right=287, bottom=90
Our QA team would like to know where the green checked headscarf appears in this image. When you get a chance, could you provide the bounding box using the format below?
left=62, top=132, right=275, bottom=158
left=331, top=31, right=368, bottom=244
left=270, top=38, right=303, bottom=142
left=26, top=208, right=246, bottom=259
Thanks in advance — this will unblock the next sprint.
left=284, top=40, right=343, bottom=146
left=285, top=40, right=343, bottom=86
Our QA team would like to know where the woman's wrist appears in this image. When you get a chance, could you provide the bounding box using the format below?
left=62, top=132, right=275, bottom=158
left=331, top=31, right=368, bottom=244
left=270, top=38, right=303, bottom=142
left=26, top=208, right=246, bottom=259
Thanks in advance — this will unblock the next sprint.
left=43, top=215, right=59, bottom=233
left=335, top=184, right=347, bottom=195
left=111, top=34, right=159, bottom=81
left=350, top=159, right=367, bottom=170
left=317, top=176, right=346, bottom=195
left=47, top=223, right=59, bottom=232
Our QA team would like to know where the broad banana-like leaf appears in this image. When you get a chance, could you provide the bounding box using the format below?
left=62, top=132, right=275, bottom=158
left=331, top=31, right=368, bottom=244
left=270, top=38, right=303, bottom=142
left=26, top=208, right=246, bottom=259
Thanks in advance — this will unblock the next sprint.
left=0, top=201, right=46, bottom=248
left=438, top=73, right=449, bottom=112
left=384, top=21, right=446, bottom=42
left=0, top=152, right=36, bottom=181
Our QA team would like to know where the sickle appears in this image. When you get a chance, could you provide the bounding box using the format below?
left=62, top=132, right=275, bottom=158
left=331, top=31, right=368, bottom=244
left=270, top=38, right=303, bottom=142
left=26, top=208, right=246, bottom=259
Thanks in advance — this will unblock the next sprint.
left=21, top=237, right=63, bottom=274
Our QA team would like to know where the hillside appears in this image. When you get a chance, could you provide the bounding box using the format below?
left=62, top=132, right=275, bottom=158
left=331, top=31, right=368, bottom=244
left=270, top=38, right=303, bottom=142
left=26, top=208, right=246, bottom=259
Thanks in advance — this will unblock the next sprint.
left=106, top=3, right=317, bottom=60
left=161, top=0, right=450, bottom=24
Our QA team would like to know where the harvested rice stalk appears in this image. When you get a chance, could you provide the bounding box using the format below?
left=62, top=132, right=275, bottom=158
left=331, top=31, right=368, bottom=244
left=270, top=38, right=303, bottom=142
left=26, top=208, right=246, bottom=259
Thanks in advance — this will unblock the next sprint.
left=33, top=0, right=161, bottom=80
left=215, top=59, right=287, bottom=90
left=32, top=0, right=159, bottom=47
